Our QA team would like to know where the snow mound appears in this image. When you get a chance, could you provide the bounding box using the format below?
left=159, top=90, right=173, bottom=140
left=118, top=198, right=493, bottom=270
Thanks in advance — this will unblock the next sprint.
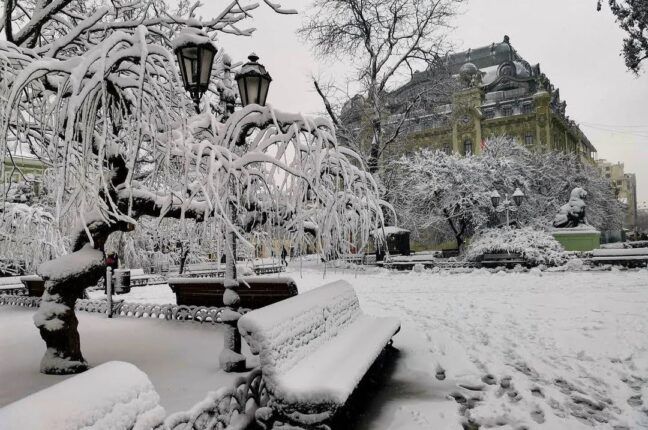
left=0, top=361, right=165, bottom=430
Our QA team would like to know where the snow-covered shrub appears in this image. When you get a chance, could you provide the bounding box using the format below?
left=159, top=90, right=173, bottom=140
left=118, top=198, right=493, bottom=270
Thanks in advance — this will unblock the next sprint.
left=412, top=263, right=425, bottom=273
left=563, top=258, right=587, bottom=271
left=466, top=227, right=568, bottom=267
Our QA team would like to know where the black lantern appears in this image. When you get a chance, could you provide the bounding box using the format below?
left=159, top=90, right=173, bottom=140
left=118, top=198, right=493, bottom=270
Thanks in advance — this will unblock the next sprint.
left=235, top=53, right=272, bottom=107
left=174, top=28, right=217, bottom=112
left=512, top=187, right=525, bottom=206
left=490, top=190, right=501, bottom=208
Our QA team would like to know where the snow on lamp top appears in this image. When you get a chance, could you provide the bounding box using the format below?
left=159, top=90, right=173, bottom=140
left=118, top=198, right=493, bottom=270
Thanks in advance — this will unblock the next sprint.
left=490, top=190, right=501, bottom=208
left=172, top=24, right=217, bottom=109
left=512, top=187, right=525, bottom=206
left=235, top=53, right=272, bottom=107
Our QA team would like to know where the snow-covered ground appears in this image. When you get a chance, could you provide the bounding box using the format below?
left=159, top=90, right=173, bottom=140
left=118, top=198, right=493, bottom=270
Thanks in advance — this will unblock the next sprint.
left=3, top=262, right=648, bottom=429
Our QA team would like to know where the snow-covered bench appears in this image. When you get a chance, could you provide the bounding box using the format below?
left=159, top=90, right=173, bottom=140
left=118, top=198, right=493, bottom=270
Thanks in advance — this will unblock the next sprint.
left=166, top=263, right=226, bottom=278
left=0, top=361, right=165, bottom=430
left=20, top=274, right=46, bottom=296
left=252, top=262, right=285, bottom=275
left=590, top=248, right=648, bottom=268
left=128, top=268, right=166, bottom=287
left=480, top=252, right=527, bottom=268
left=0, top=276, right=27, bottom=295
left=169, top=276, right=297, bottom=309
left=339, top=253, right=365, bottom=265
left=238, top=280, right=400, bottom=429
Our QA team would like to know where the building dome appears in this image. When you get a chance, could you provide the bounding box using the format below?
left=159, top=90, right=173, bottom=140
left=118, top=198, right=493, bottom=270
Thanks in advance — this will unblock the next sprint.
left=460, top=62, right=479, bottom=78
left=459, top=62, right=480, bottom=85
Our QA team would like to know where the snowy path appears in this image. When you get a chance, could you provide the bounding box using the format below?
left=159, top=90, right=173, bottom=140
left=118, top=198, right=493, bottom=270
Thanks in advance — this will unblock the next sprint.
left=3, top=265, right=648, bottom=429
left=290, top=265, right=648, bottom=429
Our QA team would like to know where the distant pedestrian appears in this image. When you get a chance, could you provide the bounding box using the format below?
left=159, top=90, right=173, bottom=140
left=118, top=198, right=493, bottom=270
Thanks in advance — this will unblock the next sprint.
left=281, top=246, right=288, bottom=266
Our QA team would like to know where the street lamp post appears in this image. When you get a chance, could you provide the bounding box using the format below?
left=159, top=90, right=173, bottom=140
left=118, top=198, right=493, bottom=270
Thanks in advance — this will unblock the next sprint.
left=175, top=32, right=273, bottom=372
left=491, top=187, right=525, bottom=227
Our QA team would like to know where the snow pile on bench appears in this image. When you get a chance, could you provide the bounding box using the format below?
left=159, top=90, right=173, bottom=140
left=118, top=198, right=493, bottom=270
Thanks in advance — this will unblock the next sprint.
left=0, top=361, right=165, bottom=430
left=238, top=280, right=400, bottom=411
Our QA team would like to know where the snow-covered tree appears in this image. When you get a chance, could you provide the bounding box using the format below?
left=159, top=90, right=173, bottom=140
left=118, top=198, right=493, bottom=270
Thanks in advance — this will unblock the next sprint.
left=0, top=201, right=67, bottom=275
left=597, top=0, right=648, bottom=73
left=299, top=0, right=463, bottom=174
left=387, top=137, right=623, bottom=249
left=387, top=149, right=491, bottom=249
left=0, top=0, right=385, bottom=375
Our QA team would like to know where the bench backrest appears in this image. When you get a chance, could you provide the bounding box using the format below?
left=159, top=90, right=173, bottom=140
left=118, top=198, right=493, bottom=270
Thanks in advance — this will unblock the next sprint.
left=238, top=280, right=361, bottom=379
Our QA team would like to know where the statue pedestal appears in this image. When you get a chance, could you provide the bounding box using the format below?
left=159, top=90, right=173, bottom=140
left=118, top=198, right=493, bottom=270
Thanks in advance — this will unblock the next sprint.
left=551, top=226, right=600, bottom=251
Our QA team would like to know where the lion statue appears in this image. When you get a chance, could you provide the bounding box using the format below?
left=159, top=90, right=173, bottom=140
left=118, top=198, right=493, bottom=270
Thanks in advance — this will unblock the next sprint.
left=553, top=187, right=588, bottom=228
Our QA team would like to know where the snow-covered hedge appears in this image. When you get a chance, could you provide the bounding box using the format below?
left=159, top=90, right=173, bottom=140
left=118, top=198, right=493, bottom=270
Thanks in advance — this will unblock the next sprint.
left=466, top=227, right=567, bottom=267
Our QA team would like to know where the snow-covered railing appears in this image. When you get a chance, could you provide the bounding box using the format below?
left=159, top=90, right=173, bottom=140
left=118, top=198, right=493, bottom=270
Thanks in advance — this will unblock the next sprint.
left=0, top=295, right=249, bottom=324
left=164, top=367, right=269, bottom=430
left=0, top=286, right=28, bottom=296
left=0, top=294, right=39, bottom=307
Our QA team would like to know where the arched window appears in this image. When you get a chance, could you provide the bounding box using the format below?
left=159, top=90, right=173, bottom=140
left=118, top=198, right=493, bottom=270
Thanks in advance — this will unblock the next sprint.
left=463, top=139, right=473, bottom=156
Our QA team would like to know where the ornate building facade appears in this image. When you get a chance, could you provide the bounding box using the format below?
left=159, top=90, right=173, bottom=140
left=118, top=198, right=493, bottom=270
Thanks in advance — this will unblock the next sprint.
left=341, top=36, right=598, bottom=162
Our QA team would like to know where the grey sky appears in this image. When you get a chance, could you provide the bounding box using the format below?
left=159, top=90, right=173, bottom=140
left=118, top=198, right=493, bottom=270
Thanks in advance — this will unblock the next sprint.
left=208, top=0, right=648, bottom=202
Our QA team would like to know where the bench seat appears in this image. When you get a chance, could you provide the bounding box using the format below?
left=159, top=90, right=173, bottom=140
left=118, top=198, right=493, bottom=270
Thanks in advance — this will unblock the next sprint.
left=276, top=314, right=400, bottom=406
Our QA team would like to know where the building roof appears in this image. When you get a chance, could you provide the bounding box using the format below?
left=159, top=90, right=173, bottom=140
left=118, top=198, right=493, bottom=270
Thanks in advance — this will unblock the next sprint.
left=446, top=35, right=521, bottom=73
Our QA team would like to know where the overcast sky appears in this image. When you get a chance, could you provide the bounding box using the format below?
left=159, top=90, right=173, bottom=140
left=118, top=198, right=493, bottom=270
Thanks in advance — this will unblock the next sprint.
left=207, top=0, right=648, bottom=203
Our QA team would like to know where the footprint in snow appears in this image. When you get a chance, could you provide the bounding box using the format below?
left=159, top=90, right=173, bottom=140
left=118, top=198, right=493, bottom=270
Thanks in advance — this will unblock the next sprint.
left=530, top=407, right=546, bottom=424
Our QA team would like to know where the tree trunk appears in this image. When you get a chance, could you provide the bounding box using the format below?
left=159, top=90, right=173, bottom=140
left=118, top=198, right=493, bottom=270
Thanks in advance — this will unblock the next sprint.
left=35, top=243, right=106, bottom=374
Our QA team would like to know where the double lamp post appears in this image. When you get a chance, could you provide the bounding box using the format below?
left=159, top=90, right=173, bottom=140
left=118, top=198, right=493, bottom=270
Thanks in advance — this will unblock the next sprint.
left=173, top=27, right=273, bottom=371
left=490, top=187, right=525, bottom=227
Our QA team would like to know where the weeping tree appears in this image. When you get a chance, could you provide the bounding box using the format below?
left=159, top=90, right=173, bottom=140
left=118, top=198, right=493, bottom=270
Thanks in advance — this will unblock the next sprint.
left=0, top=0, right=386, bottom=375
left=0, top=202, right=67, bottom=275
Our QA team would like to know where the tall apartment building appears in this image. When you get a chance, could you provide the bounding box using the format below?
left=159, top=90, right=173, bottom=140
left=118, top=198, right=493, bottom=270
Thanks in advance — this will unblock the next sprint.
left=597, top=159, right=638, bottom=232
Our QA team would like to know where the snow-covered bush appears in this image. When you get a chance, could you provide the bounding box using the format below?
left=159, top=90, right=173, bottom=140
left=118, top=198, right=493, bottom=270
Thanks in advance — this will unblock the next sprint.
left=387, top=137, right=624, bottom=245
left=465, top=227, right=567, bottom=267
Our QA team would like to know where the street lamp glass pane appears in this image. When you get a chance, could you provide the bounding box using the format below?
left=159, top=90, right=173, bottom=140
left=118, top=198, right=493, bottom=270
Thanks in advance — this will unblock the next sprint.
left=182, top=47, right=199, bottom=86
left=513, top=195, right=523, bottom=206
left=258, top=77, right=270, bottom=106
left=236, top=76, right=248, bottom=106
left=491, top=194, right=500, bottom=207
left=246, top=76, right=260, bottom=105
left=199, top=48, right=215, bottom=88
